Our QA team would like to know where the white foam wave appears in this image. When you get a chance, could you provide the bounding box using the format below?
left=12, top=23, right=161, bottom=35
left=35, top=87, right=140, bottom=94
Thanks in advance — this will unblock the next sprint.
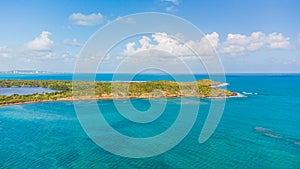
left=231, top=92, right=247, bottom=98
left=212, top=83, right=229, bottom=87
left=229, top=92, right=247, bottom=98
left=242, top=91, right=258, bottom=95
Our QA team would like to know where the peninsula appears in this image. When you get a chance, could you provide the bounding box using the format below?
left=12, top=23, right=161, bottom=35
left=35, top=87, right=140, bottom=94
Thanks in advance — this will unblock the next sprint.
left=0, top=79, right=237, bottom=106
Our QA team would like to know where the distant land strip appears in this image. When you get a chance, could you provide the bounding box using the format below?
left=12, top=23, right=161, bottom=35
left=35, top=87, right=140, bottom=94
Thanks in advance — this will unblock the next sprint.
left=0, top=79, right=237, bottom=106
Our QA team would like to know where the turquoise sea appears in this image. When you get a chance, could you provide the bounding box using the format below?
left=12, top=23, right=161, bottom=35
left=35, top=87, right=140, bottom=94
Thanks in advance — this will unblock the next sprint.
left=0, top=74, right=299, bottom=168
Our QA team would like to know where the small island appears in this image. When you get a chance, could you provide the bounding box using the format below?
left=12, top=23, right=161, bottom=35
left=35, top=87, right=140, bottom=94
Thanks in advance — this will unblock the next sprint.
left=0, top=79, right=237, bottom=106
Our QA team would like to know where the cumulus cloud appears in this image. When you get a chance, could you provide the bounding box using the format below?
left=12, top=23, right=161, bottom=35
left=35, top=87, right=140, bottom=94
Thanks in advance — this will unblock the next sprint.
left=1, top=32, right=75, bottom=67
left=205, top=32, right=219, bottom=47
left=247, top=32, right=266, bottom=51
left=25, top=31, right=53, bottom=51
left=220, top=33, right=249, bottom=55
left=220, top=32, right=291, bottom=56
left=69, top=12, right=103, bottom=26
left=267, top=32, right=290, bottom=49
left=120, top=31, right=292, bottom=58
left=121, top=32, right=218, bottom=61
left=63, top=38, right=82, bottom=47
left=0, top=44, right=76, bottom=71
left=1, top=32, right=79, bottom=71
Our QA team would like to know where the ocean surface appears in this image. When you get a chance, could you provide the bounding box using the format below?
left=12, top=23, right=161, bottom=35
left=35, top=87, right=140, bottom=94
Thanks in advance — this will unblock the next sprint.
left=0, top=74, right=299, bottom=168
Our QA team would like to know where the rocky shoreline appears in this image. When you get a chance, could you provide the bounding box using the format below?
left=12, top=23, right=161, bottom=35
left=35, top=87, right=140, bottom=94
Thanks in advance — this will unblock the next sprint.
left=0, top=92, right=238, bottom=107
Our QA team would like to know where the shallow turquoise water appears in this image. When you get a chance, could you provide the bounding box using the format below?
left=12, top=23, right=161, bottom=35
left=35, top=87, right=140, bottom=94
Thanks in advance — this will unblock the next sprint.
left=0, top=74, right=299, bottom=168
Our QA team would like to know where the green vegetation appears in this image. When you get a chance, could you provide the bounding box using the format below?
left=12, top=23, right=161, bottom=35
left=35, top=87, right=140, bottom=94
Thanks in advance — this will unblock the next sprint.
left=0, top=79, right=237, bottom=106
left=0, top=80, right=72, bottom=105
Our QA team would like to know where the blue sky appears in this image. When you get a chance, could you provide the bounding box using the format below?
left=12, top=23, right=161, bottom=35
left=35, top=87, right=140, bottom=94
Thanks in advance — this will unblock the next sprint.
left=0, top=0, right=299, bottom=73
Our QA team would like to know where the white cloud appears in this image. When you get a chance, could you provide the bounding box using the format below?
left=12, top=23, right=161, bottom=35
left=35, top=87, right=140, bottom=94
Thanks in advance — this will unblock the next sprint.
left=69, top=12, right=103, bottom=26
left=63, top=38, right=82, bottom=47
left=113, top=32, right=221, bottom=74
left=120, top=31, right=292, bottom=58
left=220, top=32, right=291, bottom=56
left=1, top=34, right=75, bottom=70
left=205, top=32, right=219, bottom=48
left=1, top=32, right=80, bottom=71
left=1, top=31, right=79, bottom=67
left=247, top=32, right=266, bottom=51
left=123, top=42, right=137, bottom=56
left=25, top=31, right=53, bottom=51
left=121, top=32, right=218, bottom=61
left=220, top=33, right=249, bottom=55
left=122, top=32, right=180, bottom=57
left=267, top=32, right=290, bottom=49
left=163, top=0, right=179, bottom=5
left=0, top=45, right=76, bottom=72
left=184, top=32, right=220, bottom=58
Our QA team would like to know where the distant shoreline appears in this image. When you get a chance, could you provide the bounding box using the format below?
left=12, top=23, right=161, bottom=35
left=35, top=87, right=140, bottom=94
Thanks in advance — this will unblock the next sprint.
left=1, top=71, right=300, bottom=75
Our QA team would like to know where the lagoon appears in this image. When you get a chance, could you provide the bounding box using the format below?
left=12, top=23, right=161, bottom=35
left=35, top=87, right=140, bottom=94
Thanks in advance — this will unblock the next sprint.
left=0, top=87, right=58, bottom=96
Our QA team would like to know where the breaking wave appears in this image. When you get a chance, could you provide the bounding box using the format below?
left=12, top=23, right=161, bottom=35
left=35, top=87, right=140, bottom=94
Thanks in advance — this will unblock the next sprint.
left=242, top=91, right=258, bottom=95
left=211, top=83, right=229, bottom=88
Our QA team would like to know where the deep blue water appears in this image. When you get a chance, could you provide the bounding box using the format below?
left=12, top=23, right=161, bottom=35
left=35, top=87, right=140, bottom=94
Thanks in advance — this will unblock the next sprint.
left=0, top=74, right=299, bottom=168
